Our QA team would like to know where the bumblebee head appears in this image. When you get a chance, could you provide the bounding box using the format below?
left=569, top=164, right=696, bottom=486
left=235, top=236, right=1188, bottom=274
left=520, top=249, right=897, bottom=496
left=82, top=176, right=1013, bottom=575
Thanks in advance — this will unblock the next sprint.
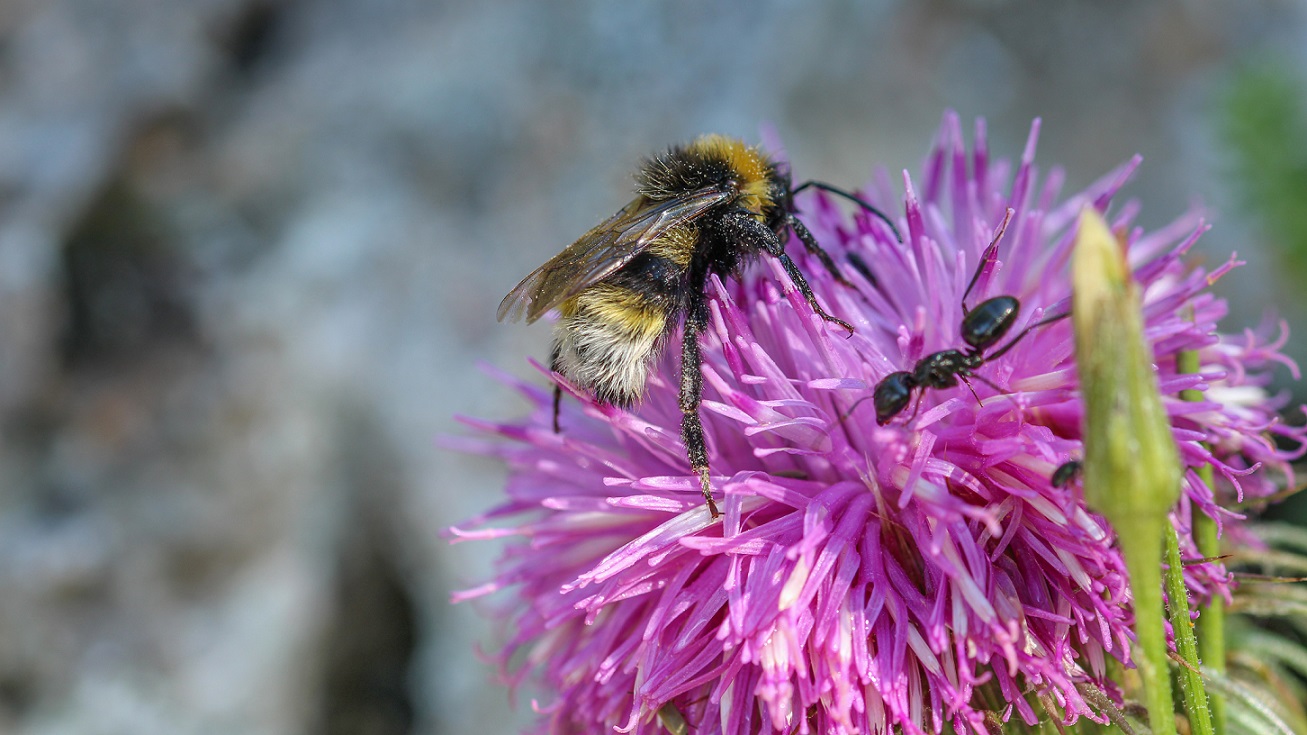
left=763, top=161, right=794, bottom=234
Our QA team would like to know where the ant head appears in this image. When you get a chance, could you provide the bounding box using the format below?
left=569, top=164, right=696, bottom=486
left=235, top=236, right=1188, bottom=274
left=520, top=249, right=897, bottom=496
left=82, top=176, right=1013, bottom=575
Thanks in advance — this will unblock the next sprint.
left=961, top=296, right=1019, bottom=353
left=874, top=371, right=916, bottom=425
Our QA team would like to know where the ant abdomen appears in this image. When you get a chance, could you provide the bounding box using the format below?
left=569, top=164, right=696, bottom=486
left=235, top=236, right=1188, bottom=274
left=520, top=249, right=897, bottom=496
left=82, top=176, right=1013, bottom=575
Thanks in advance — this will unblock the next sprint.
left=961, top=296, right=1019, bottom=351
left=1052, top=459, right=1082, bottom=488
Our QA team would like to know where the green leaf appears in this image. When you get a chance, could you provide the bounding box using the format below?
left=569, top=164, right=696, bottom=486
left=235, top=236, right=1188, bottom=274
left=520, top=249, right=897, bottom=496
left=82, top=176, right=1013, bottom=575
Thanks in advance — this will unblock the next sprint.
left=1203, top=666, right=1304, bottom=735
left=1236, top=628, right=1307, bottom=685
left=1253, top=523, right=1307, bottom=556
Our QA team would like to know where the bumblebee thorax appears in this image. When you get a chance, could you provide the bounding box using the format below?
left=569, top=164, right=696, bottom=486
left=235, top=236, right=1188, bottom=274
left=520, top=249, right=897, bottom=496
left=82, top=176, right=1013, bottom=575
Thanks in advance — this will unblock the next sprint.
left=638, top=135, right=779, bottom=216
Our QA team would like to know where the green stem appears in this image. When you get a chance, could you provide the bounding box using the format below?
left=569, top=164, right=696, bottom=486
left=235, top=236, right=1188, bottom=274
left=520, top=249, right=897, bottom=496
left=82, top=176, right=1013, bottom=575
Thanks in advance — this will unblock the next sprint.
left=1165, top=527, right=1214, bottom=735
left=1192, top=480, right=1226, bottom=733
left=1071, top=211, right=1185, bottom=734
left=1179, top=345, right=1227, bottom=735
left=1118, top=519, right=1178, bottom=735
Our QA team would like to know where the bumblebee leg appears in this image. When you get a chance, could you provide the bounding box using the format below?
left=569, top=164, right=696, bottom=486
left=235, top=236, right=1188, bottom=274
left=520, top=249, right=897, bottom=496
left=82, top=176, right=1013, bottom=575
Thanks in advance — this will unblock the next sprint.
left=679, top=295, right=721, bottom=519
left=552, top=383, right=562, bottom=433
left=549, top=344, right=563, bottom=434
left=765, top=239, right=854, bottom=336
left=718, top=209, right=852, bottom=335
left=788, top=214, right=855, bottom=289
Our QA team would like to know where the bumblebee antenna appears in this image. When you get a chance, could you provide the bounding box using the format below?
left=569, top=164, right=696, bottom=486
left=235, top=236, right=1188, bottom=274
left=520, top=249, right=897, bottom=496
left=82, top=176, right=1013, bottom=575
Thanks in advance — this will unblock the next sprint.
left=793, top=180, right=903, bottom=243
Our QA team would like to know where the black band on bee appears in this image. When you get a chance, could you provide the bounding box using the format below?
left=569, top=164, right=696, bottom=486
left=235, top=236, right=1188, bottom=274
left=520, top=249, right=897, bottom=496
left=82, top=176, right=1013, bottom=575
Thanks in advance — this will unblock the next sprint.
left=605, top=253, right=687, bottom=308
left=639, top=147, right=739, bottom=201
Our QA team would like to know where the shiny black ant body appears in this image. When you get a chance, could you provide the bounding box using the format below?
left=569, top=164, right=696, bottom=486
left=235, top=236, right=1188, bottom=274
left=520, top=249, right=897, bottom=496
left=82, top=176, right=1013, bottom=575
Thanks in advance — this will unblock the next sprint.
left=871, top=212, right=1066, bottom=425
left=872, top=296, right=1036, bottom=425
left=1051, top=459, right=1082, bottom=488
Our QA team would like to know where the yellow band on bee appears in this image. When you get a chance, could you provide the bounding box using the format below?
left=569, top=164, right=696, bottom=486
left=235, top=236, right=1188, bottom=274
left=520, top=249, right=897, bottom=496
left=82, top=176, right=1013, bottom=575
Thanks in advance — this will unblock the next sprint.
left=575, top=284, right=667, bottom=338
left=688, top=135, right=774, bottom=217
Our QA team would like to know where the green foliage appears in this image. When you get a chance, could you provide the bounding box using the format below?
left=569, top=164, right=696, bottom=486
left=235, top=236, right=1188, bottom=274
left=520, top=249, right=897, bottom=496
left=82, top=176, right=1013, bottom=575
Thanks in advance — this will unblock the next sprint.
left=1221, top=63, right=1307, bottom=277
left=1219, top=524, right=1307, bottom=734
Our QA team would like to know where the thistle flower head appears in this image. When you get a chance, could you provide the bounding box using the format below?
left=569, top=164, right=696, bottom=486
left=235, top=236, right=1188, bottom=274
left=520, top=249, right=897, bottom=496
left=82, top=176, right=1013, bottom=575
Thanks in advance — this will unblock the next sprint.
left=451, top=113, right=1305, bottom=734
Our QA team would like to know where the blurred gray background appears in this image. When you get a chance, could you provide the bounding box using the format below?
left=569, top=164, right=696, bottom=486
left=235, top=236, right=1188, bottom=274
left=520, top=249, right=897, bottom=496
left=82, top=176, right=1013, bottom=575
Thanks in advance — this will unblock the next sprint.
left=0, top=1, right=1304, bottom=733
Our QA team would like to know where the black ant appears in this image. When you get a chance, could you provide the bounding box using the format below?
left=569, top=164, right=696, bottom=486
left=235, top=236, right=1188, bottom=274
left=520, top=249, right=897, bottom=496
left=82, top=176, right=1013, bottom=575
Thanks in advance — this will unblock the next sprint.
left=1051, top=459, right=1082, bottom=488
left=871, top=211, right=1067, bottom=425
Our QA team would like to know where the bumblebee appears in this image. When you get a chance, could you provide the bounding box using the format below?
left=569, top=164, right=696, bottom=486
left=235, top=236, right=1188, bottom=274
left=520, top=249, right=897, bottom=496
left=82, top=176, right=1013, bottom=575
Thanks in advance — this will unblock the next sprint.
left=498, top=135, right=898, bottom=519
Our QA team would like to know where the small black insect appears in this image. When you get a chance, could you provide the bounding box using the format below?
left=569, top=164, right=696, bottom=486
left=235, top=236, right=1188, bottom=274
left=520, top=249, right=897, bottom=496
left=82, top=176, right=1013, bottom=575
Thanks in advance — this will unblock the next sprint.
left=846, top=251, right=879, bottom=290
left=1051, top=459, right=1082, bottom=488
left=499, top=136, right=901, bottom=518
left=872, top=212, right=1066, bottom=425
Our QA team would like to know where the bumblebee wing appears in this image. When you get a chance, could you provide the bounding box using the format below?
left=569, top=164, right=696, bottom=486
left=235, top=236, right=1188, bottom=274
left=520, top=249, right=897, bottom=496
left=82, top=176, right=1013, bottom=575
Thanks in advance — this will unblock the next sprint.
left=497, top=187, right=730, bottom=323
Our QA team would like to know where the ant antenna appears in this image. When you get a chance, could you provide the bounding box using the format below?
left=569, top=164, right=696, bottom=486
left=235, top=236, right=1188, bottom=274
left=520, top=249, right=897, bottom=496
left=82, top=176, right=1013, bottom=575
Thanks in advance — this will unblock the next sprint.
left=961, top=209, right=1015, bottom=311
left=841, top=395, right=873, bottom=421
left=793, top=180, right=903, bottom=243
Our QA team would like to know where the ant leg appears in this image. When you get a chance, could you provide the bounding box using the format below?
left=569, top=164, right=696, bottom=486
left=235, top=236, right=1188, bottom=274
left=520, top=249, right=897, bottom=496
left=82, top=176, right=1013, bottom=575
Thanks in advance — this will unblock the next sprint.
left=961, top=208, right=1015, bottom=312
left=968, top=371, right=1005, bottom=395
left=679, top=292, right=721, bottom=519
left=987, top=310, right=1070, bottom=362
left=958, top=374, right=985, bottom=406
left=841, top=395, right=873, bottom=421
left=907, top=390, right=925, bottom=423
left=788, top=214, right=855, bottom=289
left=970, top=370, right=1028, bottom=414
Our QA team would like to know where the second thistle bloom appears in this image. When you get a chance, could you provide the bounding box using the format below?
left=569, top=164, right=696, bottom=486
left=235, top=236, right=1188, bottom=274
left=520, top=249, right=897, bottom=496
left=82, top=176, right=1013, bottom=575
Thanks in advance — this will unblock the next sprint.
left=454, top=114, right=1304, bottom=734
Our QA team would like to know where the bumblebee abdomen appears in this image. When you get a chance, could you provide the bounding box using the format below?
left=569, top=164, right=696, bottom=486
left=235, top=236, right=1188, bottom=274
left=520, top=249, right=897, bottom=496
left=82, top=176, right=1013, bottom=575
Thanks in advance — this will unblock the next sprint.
left=553, top=284, right=671, bottom=407
left=550, top=227, right=695, bottom=407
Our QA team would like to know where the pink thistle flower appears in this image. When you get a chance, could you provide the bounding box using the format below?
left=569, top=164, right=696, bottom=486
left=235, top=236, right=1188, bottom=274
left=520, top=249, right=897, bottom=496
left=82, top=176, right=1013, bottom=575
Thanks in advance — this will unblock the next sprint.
left=450, top=113, right=1306, bottom=734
